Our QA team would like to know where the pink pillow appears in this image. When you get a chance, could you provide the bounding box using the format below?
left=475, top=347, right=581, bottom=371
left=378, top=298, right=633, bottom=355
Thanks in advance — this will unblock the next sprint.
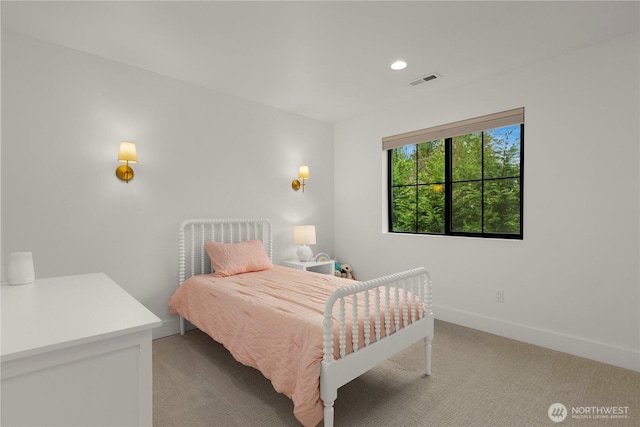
left=205, top=240, right=273, bottom=277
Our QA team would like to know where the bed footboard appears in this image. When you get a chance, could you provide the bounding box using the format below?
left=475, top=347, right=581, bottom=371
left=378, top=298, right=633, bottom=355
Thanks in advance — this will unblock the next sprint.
left=320, top=267, right=433, bottom=427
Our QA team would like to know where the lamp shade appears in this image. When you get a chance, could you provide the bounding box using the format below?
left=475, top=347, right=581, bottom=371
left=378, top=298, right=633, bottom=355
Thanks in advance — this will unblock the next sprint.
left=298, top=165, right=309, bottom=179
left=8, top=252, right=35, bottom=286
left=293, top=225, right=316, bottom=245
left=118, top=141, right=138, bottom=163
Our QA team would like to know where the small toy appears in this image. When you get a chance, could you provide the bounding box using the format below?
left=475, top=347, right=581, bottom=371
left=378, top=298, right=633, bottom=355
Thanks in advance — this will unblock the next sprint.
left=334, top=261, right=342, bottom=277
left=340, top=263, right=354, bottom=280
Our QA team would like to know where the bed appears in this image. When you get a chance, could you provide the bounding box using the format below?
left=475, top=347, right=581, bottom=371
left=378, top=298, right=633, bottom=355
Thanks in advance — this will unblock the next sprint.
left=169, top=218, right=433, bottom=426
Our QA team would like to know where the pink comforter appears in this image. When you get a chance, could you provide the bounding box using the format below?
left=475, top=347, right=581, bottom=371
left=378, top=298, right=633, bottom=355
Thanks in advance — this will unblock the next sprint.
left=168, top=265, right=356, bottom=426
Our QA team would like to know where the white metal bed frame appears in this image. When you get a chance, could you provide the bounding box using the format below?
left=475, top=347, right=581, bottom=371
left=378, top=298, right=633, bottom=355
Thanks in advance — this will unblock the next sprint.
left=177, top=218, right=433, bottom=427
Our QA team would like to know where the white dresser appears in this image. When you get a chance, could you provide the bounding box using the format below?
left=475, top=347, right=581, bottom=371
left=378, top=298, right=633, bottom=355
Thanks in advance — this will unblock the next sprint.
left=1, top=273, right=161, bottom=427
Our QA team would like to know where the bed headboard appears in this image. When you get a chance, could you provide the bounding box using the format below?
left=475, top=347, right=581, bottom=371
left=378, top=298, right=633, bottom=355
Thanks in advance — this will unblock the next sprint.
left=178, top=218, right=272, bottom=285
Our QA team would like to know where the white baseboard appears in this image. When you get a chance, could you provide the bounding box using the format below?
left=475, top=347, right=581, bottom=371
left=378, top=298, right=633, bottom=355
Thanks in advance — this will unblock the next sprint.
left=152, top=318, right=178, bottom=339
left=433, top=304, right=640, bottom=372
left=151, top=317, right=196, bottom=340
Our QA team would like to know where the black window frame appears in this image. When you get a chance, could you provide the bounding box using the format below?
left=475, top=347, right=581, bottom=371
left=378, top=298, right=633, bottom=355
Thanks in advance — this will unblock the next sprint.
left=387, top=123, right=524, bottom=240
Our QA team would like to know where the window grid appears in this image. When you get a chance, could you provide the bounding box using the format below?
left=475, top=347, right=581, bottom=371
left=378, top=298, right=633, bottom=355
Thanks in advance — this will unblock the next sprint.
left=388, top=124, right=523, bottom=239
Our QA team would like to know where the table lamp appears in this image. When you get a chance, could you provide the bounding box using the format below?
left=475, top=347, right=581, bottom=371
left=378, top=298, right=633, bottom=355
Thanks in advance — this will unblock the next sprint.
left=293, top=225, right=316, bottom=261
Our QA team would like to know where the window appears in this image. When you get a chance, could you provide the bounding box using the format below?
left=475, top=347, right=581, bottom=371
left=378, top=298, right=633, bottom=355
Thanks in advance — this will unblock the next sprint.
left=385, top=108, right=524, bottom=239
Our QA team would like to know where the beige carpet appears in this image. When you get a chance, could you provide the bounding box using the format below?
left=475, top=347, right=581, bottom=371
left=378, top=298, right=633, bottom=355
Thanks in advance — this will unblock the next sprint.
left=153, top=320, right=639, bottom=426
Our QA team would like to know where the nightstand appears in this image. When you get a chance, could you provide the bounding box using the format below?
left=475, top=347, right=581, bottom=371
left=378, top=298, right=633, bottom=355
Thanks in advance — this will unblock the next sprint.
left=282, top=259, right=335, bottom=276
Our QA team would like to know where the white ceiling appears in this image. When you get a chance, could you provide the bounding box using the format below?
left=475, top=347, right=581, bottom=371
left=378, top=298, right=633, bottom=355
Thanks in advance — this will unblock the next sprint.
left=2, top=1, right=638, bottom=123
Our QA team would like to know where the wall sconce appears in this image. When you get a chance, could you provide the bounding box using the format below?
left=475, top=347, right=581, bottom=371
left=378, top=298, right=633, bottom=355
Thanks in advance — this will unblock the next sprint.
left=115, top=141, right=137, bottom=183
left=292, top=165, right=309, bottom=192
left=293, top=225, right=316, bottom=261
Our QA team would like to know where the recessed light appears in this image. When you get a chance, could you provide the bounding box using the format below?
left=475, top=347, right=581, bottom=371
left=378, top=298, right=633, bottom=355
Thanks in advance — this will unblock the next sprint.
left=391, top=60, right=407, bottom=71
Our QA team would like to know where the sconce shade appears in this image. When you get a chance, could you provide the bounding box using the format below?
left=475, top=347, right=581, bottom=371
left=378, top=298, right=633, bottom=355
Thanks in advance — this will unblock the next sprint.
left=293, top=225, right=316, bottom=245
left=298, top=165, right=309, bottom=179
left=8, top=252, right=35, bottom=286
left=118, top=141, right=138, bottom=163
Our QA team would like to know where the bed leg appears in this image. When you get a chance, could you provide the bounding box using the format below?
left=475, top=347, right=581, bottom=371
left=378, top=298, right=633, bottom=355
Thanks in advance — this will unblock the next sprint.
left=180, top=316, right=185, bottom=335
left=424, top=336, right=432, bottom=376
left=323, top=399, right=335, bottom=427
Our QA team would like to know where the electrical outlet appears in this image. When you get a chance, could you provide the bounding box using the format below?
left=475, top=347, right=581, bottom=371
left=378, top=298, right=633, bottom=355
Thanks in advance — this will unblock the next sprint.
left=495, top=289, right=504, bottom=303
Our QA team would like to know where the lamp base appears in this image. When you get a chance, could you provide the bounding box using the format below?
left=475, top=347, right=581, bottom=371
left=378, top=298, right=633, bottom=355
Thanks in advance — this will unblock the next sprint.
left=116, top=165, right=134, bottom=182
left=297, top=245, right=313, bottom=262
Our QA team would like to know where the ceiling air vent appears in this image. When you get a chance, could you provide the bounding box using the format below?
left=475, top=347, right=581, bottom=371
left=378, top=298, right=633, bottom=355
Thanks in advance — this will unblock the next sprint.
left=410, top=73, right=440, bottom=86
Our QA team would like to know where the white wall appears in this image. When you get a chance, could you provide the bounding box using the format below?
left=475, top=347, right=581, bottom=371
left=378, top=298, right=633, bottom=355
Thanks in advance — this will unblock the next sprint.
left=3, top=29, right=638, bottom=372
left=334, top=33, right=640, bottom=371
left=1, top=32, right=335, bottom=337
